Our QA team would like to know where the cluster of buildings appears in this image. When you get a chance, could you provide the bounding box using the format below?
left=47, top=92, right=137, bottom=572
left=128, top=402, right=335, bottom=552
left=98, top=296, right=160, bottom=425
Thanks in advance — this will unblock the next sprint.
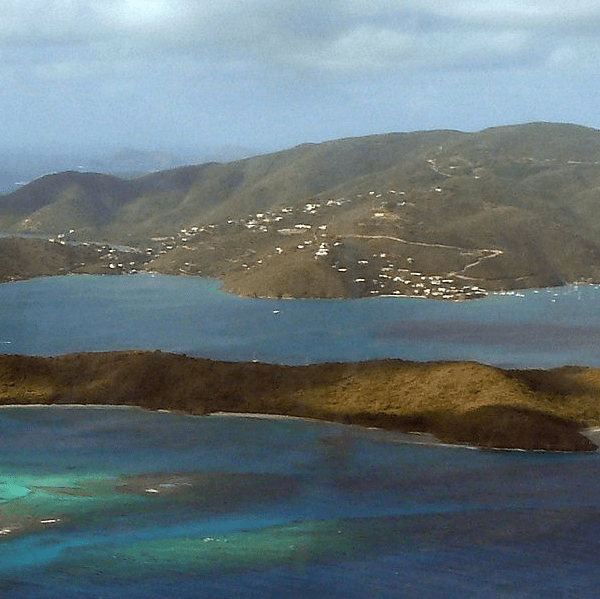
left=137, top=188, right=490, bottom=300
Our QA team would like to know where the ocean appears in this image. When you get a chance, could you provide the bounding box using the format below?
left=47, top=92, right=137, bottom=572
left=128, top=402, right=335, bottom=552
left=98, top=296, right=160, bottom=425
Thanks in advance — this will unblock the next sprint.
left=1, top=407, right=600, bottom=598
left=2, top=273, right=600, bottom=367
left=2, top=274, right=600, bottom=597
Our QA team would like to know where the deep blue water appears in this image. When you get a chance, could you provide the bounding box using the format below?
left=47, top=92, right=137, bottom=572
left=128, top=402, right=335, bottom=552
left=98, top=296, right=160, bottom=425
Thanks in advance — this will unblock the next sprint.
left=1, top=407, right=600, bottom=599
left=2, top=273, right=600, bottom=367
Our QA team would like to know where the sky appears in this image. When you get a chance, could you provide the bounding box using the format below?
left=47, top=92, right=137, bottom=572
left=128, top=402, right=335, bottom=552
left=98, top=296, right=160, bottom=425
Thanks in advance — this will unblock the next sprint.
left=2, top=0, right=600, bottom=155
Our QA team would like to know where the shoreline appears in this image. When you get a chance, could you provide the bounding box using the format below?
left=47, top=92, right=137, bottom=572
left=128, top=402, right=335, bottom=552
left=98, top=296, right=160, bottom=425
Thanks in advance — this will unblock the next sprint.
left=2, top=259, right=599, bottom=301
left=1, top=403, right=596, bottom=454
left=0, top=404, right=446, bottom=447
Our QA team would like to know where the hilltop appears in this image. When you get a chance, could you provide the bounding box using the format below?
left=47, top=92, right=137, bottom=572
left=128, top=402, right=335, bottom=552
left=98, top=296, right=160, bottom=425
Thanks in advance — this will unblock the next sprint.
left=3, top=122, right=600, bottom=298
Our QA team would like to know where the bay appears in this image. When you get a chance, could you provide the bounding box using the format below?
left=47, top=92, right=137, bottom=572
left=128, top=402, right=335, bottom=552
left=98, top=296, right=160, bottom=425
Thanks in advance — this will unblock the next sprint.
left=1, top=273, right=600, bottom=367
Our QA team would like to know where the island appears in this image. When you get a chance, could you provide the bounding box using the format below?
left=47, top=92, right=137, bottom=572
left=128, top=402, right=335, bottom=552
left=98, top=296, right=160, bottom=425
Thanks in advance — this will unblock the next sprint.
left=0, top=351, right=597, bottom=452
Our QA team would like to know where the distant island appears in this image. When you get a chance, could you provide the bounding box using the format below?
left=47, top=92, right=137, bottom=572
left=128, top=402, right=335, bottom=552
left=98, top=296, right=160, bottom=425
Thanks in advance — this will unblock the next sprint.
left=0, top=351, right=597, bottom=452
left=2, top=122, right=600, bottom=299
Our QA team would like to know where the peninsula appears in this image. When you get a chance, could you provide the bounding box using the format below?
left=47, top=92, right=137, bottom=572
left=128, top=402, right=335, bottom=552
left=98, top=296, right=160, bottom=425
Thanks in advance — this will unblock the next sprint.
left=3, top=123, right=600, bottom=452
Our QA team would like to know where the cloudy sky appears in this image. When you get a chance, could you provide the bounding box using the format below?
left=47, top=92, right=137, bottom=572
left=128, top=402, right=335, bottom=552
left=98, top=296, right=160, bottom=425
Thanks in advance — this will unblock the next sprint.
left=2, top=0, right=600, bottom=155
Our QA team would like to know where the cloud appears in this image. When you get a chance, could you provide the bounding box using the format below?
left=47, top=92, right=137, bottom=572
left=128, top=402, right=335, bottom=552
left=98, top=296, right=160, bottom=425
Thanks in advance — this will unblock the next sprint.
left=2, top=0, right=600, bottom=153
left=2, top=0, right=599, bottom=80
left=282, top=25, right=540, bottom=74
left=425, top=0, right=600, bottom=25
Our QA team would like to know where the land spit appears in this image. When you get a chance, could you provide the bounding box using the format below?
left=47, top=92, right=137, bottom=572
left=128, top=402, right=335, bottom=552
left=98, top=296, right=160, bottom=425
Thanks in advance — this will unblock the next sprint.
left=0, top=351, right=598, bottom=452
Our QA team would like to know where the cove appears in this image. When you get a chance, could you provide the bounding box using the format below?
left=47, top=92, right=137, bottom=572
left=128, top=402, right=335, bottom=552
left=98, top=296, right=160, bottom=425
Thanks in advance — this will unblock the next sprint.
left=2, top=274, right=600, bottom=367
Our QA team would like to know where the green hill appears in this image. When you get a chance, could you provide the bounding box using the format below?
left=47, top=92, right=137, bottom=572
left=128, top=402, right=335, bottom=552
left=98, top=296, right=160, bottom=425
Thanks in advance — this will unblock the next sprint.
left=2, top=122, right=600, bottom=298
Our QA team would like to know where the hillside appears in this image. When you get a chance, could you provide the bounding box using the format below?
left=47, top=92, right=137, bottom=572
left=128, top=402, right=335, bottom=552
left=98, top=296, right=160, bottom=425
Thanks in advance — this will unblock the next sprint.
left=3, top=122, right=600, bottom=298
left=0, top=351, right=598, bottom=451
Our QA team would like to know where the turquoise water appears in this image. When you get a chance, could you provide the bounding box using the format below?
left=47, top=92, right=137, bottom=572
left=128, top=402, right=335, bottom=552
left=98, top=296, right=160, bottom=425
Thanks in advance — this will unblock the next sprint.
left=2, top=274, right=600, bottom=366
left=1, top=407, right=600, bottom=598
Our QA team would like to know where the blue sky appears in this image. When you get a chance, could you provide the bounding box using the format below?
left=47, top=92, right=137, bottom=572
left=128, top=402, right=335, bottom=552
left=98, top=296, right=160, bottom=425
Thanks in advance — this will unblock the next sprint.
left=2, top=0, right=600, bottom=155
